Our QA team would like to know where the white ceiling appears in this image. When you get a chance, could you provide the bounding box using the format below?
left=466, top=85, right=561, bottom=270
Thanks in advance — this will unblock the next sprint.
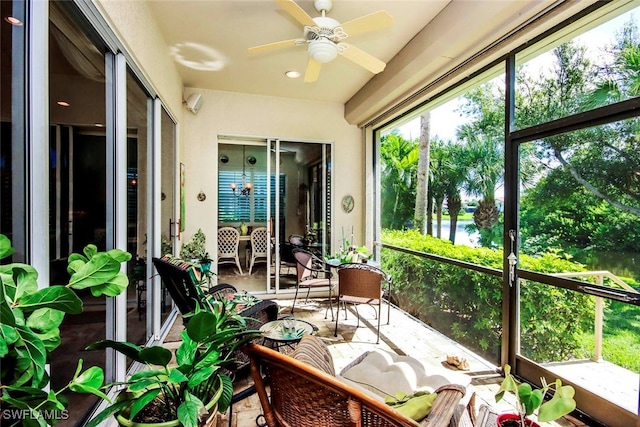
left=147, top=0, right=450, bottom=104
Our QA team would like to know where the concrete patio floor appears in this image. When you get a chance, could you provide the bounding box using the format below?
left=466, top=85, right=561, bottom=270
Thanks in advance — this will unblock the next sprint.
left=164, top=298, right=589, bottom=427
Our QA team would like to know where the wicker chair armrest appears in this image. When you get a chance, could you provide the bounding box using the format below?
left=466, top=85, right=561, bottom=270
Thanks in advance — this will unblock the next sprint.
left=206, top=283, right=238, bottom=300
left=418, top=384, right=466, bottom=427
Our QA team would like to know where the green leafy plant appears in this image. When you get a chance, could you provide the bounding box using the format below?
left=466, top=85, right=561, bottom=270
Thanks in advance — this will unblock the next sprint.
left=329, top=241, right=373, bottom=264
left=495, top=364, right=576, bottom=425
left=180, top=229, right=207, bottom=261
left=0, top=233, right=132, bottom=426
left=84, top=299, right=260, bottom=427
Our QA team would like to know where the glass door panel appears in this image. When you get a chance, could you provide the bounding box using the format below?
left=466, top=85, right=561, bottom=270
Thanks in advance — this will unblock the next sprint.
left=160, top=108, right=175, bottom=323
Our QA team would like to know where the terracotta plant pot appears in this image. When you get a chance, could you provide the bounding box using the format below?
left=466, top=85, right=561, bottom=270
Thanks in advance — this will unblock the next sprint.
left=496, top=413, right=541, bottom=427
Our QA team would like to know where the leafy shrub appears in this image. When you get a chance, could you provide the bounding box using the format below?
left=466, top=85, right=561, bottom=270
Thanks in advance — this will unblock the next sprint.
left=180, top=229, right=207, bottom=261
left=381, top=229, right=593, bottom=364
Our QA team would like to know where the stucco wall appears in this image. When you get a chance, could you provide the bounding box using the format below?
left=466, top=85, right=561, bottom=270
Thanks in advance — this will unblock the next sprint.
left=179, top=89, right=363, bottom=259
left=94, top=0, right=183, bottom=118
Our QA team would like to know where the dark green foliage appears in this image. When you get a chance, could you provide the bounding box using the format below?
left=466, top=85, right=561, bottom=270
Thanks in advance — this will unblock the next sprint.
left=381, top=229, right=593, bottom=363
left=0, top=234, right=131, bottom=426
left=85, top=302, right=260, bottom=427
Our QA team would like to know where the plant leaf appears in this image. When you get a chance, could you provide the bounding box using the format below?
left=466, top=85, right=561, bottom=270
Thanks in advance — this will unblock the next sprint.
left=107, top=248, right=132, bottom=263
left=83, top=244, right=98, bottom=260
left=538, top=381, right=576, bottom=422
left=216, top=374, right=234, bottom=413
left=0, top=234, right=15, bottom=259
left=177, top=394, right=204, bottom=427
left=139, top=346, right=172, bottom=367
left=85, top=399, right=134, bottom=427
left=14, top=325, right=47, bottom=386
left=168, top=367, right=189, bottom=384
left=89, top=274, right=129, bottom=297
left=86, top=340, right=144, bottom=362
left=185, top=311, right=217, bottom=341
left=26, top=308, right=65, bottom=332
left=69, top=366, right=110, bottom=401
left=67, top=253, right=121, bottom=290
left=187, top=366, right=215, bottom=388
left=14, top=268, right=39, bottom=301
left=0, top=278, right=17, bottom=327
left=16, top=286, right=83, bottom=314
left=176, top=330, right=197, bottom=366
left=129, top=388, right=161, bottom=420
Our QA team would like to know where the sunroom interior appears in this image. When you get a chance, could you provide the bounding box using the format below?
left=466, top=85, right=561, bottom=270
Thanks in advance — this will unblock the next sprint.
left=1, top=0, right=639, bottom=426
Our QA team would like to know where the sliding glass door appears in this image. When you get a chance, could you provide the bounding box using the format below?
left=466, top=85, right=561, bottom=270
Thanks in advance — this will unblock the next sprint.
left=217, top=138, right=332, bottom=294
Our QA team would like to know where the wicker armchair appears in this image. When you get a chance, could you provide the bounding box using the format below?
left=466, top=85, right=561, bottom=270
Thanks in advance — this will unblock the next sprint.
left=243, top=337, right=467, bottom=427
left=335, top=262, right=392, bottom=343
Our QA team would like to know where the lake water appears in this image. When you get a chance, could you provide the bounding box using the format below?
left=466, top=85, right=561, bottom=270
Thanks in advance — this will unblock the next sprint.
left=432, top=219, right=479, bottom=247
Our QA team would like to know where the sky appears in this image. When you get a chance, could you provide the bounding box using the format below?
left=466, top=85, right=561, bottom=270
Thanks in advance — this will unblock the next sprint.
left=394, top=6, right=640, bottom=142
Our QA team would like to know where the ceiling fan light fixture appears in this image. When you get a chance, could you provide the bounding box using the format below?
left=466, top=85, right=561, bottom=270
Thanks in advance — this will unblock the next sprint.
left=308, top=39, right=338, bottom=63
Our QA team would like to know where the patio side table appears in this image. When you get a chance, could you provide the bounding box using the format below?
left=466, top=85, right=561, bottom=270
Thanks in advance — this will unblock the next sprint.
left=259, top=318, right=315, bottom=354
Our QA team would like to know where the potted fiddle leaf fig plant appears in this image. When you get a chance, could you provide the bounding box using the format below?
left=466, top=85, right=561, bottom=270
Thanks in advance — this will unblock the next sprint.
left=495, top=364, right=577, bottom=427
left=0, top=233, right=132, bottom=426
left=84, top=299, right=261, bottom=427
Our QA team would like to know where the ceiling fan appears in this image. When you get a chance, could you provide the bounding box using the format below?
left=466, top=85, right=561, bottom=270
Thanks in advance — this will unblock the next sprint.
left=248, top=0, right=393, bottom=83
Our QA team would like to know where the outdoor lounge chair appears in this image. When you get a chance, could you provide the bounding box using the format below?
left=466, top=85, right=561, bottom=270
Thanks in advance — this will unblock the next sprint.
left=243, top=335, right=474, bottom=427
left=152, top=255, right=278, bottom=370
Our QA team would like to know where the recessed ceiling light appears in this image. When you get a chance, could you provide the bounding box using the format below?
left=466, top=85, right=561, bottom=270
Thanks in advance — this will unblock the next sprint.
left=4, top=16, right=23, bottom=26
left=57, top=101, right=70, bottom=107
left=94, top=123, right=104, bottom=127
left=285, top=70, right=301, bottom=79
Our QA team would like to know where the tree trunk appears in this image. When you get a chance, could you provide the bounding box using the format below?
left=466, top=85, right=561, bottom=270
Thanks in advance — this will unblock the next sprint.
left=447, top=192, right=462, bottom=244
left=426, top=188, right=433, bottom=235
left=434, top=196, right=444, bottom=239
left=414, top=112, right=431, bottom=233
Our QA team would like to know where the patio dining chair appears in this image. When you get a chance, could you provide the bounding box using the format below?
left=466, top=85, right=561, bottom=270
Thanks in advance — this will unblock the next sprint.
left=218, top=226, right=243, bottom=275
left=248, top=226, right=270, bottom=274
left=335, top=262, right=392, bottom=344
left=291, top=248, right=337, bottom=320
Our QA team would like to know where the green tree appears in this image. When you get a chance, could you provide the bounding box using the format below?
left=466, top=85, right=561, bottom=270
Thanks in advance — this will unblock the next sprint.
left=457, top=83, right=505, bottom=247
left=380, top=133, right=418, bottom=229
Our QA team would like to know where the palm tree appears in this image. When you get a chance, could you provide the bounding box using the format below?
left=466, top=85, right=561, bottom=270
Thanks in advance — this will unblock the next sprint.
left=380, top=133, right=419, bottom=229
left=457, top=83, right=505, bottom=247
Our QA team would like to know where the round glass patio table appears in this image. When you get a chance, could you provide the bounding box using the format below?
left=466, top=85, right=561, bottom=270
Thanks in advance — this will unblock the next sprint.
left=259, top=318, right=315, bottom=353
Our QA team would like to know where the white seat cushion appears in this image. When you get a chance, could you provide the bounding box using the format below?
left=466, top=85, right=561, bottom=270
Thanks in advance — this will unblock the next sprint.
left=339, top=349, right=471, bottom=399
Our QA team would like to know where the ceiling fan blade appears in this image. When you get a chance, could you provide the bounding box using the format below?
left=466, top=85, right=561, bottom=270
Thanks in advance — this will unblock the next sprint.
left=248, top=39, right=302, bottom=54
left=340, top=44, right=386, bottom=74
left=275, top=0, right=316, bottom=27
left=304, top=58, right=322, bottom=83
left=340, top=11, right=393, bottom=38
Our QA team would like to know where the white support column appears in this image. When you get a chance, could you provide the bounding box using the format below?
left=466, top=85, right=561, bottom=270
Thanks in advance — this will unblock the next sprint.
left=105, top=52, right=128, bottom=383
left=27, top=0, right=49, bottom=283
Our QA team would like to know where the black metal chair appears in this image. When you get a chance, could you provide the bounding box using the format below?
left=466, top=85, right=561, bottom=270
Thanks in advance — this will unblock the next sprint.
left=291, top=248, right=336, bottom=319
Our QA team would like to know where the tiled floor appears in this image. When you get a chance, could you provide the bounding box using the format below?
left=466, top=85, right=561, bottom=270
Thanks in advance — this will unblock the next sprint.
left=164, top=298, right=589, bottom=427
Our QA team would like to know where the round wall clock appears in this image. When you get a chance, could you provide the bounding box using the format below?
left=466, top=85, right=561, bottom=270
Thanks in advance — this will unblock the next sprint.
left=341, top=195, right=354, bottom=213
